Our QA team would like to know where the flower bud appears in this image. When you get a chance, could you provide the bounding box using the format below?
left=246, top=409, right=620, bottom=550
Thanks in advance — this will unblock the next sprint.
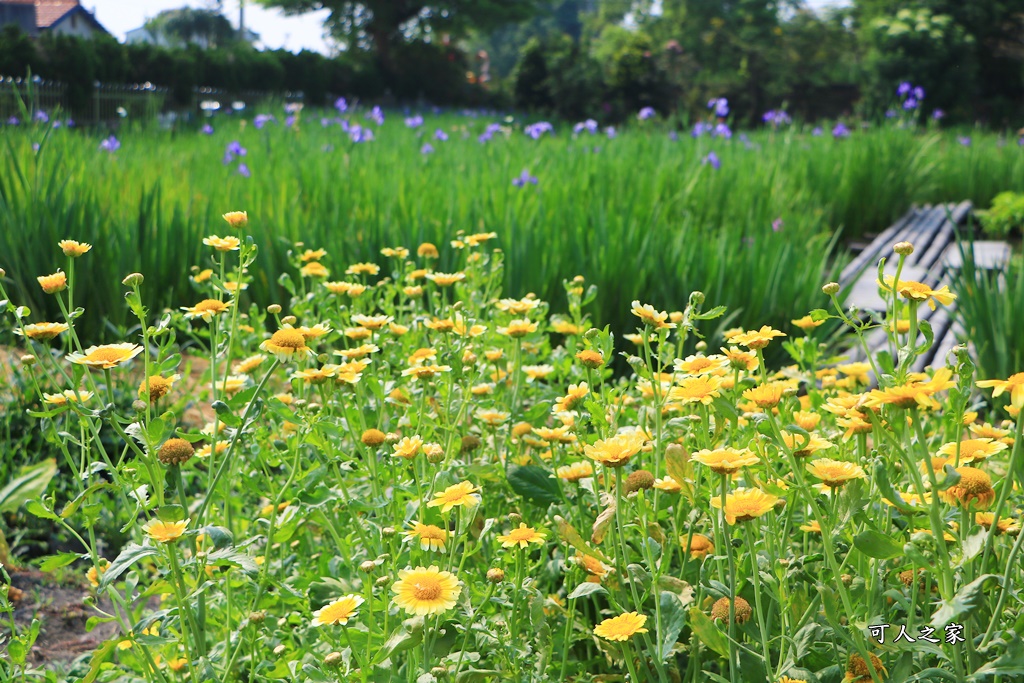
left=267, top=304, right=282, bottom=314
left=382, top=526, right=396, bottom=537
left=822, top=282, right=840, bottom=296
left=0, top=267, right=5, bottom=278
left=324, top=652, right=343, bottom=667
left=893, top=241, right=914, bottom=256
left=272, top=644, right=286, bottom=656
left=625, top=469, right=655, bottom=493
left=281, top=315, right=297, bottom=325
left=21, top=354, right=36, bottom=366
left=361, top=429, right=386, bottom=447
left=122, top=273, right=144, bottom=287
left=486, top=567, right=505, bottom=584
left=508, top=512, right=522, bottom=524
left=132, top=399, right=148, bottom=413
left=222, top=211, right=249, bottom=229
left=249, top=610, right=266, bottom=624
left=157, top=438, right=195, bottom=466
left=375, top=576, right=390, bottom=588
left=359, top=560, right=376, bottom=573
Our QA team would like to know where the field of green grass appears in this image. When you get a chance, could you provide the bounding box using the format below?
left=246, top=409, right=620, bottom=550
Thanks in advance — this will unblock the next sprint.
left=3, top=112, right=1024, bottom=347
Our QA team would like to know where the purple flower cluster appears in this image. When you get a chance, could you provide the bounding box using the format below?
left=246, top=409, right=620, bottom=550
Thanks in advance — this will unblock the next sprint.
left=405, top=115, right=424, bottom=128
left=708, top=98, right=729, bottom=117
left=832, top=123, right=850, bottom=138
left=525, top=122, right=554, bottom=139
left=479, top=123, right=503, bottom=143
left=34, top=110, right=49, bottom=124
left=512, top=169, right=538, bottom=187
left=99, top=135, right=120, bottom=153
left=958, top=136, right=972, bottom=147
left=202, top=123, right=214, bottom=135
left=334, top=97, right=348, bottom=113
left=762, top=110, right=791, bottom=127
left=421, top=143, right=434, bottom=155
left=573, top=119, right=598, bottom=135
left=367, top=106, right=385, bottom=126
left=638, top=106, right=656, bottom=121
left=349, top=124, right=374, bottom=143
left=702, top=151, right=720, bottom=169
left=897, top=82, right=926, bottom=110
left=254, top=114, right=275, bottom=129
left=605, top=126, right=617, bottom=139
left=223, top=140, right=249, bottom=175
left=434, top=129, right=449, bottom=142
left=6, top=116, right=18, bottom=125
left=692, top=122, right=712, bottom=137
left=932, top=109, right=945, bottom=121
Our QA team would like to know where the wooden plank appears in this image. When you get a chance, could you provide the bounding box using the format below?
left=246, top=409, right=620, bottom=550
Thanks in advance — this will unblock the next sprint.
left=915, top=206, right=960, bottom=269
left=942, top=241, right=1013, bottom=270
left=900, top=207, right=947, bottom=267
left=839, top=209, right=921, bottom=285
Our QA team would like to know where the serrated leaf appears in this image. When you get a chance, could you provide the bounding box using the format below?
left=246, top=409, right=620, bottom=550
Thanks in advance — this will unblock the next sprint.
left=506, top=465, right=561, bottom=506
left=566, top=582, right=606, bottom=600
left=99, top=543, right=160, bottom=589
left=971, top=634, right=1024, bottom=679
left=931, top=574, right=1001, bottom=631
left=660, top=591, right=686, bottom=659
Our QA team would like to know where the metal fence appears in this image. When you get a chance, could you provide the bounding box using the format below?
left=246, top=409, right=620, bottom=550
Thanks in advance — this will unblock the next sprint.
left=0, top=76, right=306, bottom=125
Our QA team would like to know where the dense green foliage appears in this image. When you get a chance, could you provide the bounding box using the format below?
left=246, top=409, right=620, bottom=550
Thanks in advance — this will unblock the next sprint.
left=3, top=112, right=1024, bottom=351
left=977, top=191, right=1024, bottom=237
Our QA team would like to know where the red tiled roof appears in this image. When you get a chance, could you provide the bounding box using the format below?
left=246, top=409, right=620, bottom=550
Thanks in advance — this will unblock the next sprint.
left=34, top=0, right=79, bottom=29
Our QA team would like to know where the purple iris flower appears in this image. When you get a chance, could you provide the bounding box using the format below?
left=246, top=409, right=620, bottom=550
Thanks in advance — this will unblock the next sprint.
left=285, top=115, right=297, bottom=127
left=668, top=130, right=679, bottom=141
left=932, top=109, right=945, bottom=120
left=885, top=109, right=897, bottom=118
left=99, top=135, right=120, bottom=152
left=573, top=119, right=598, bottom=135
left=763, top=110, right=791, bottom=127
left=34, top=110, right=48, bottom=123
left=254, top=114, right=274, bottom=129
left=708, top=98, right=729, bottom=117
left=902, top=98, right=918, bottom=110
left=227, top=141, right=247, bottom=157
left=405, top=115, right=424, bottom=128
left=812, top=127, right=823, bottom=136
left=958, top=136, right=971, bottom=147
left=434, top=129, right=448, bottom=141
left=202, top=123, right=214, bottom=135
left=772, top=218, right=783, bottom=232
left=897, top=82, right=912, bottom=97
left=525, top=122, right=553, bottom=139
left=421, top=143, right=434, bottom=155
left=691, top=122, right=712, bottom=137
left=53, top=121, right=62, bottom=129
left=32, top=142, right=40, bottom=152
left=605, top=126, right=617, bottom=138
left=367, top=106, right=385, bottom=126
left=512, top=169, right=538, bottom=187
left=66, top=119, right=74, bottom=127
left=237, top=163, right=251, bottom=178
left=350, top=125, right=374, bottom=143
left=638, top=106, right=655, bottom=121
left=713, top=123, right=732, bottom=139
left=913, top=86, right=925, bottom=100
left=702, top=151, right=720, bottom=169
left=832, top=123, right=850, bottom=138
left=7, top=116, right=19, bottom=125
left=335, top=97, right=348, bottom=113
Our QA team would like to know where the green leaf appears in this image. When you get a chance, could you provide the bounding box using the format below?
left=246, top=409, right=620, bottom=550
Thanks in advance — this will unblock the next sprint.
left=99, top=543, right=160, bottom=589
left=81, top=638, right=117, bottom=683
left=660, top=591, right=686, bottom=659
left=554, top=515, right=610, bottom=563
left=873, top=460, right=920, bottom=513
left=853, top=529, right=904, bottom=559
left=205, top=548, right=258, bottom=576
left=0, top=459, right=58, bottom=513
left=61, top=482, right=113, bottom=519
left=506, top=465, right=560, bottom=506
left=971, top=634, right=1024, bottom=679
left=692, top=305, right=726, bottom=320
left=24, top=499, right=59, bottom=521
left=374, top=619, right=424, bottom=665
left=810, top=308, right=831, bottom=322
left=38, top=552, right=81, bottom=572
left=688, top=607, right=729, bottom=658
left=931, top=574, right=1001, bottom=631
left=566, top=582, right=606, bottom=600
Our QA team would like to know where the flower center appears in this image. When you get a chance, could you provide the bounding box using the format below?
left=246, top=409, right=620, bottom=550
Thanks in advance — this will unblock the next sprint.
left=271, top=329, right=306, bottom=349
left=89, top=348, right=127, bottom=363
left=412, top=580, right=441, bottom=601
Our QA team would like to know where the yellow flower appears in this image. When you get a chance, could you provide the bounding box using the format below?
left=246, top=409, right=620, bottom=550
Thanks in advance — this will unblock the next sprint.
left=143, top=518, right=189, bottom=543
left=476, top=410, right=510, bottom=426
left=168, top=657, right=188, bottom=672
left=300, top=261, right=330, bottom=278
left=575, top=349, right=604, bottom=368
left=311, top=594, right=364, bottom=626
left=977, top=373, right=1024, bottom=410
left=631, top=301, right=675, bottom=329
left=742, top=383, right=785, bottom=409
left=192, top=268, right=213, bottom=283
left=496, top=523, right=546, bottom=549
left=806, top=458, right=867, bottom=488
left=583, top=429, right=648, bottom=468
left=836, top=362, right=873, bottom=385
left=574, top=553, right=612, bottom=579
left=299, top=248, right=327, bottom=262
left=593, top=612, right=648, bottom=641
left=222, top=211, right=248, bottom=229
left=393, top=436, right=424, bottom=459
left=863, top=368, right=954, bottom=410
left=234, top=354, right=267, bottom=374
left=799, top=520, right=822, bottom=534
left=778, top=677, right=809, bottom=683
left=498, top=319, right=538, bottom=338
left=351, top=314, right=392, bottom=330
left=793, top=410, right=822, bottom=431
left=684, top=533, right=715, bottom=559
left=557, top=461, right=594, bottom=482
left=975, top=512, right=1021, bottom=535
left=522, top=364, right=554, bottom=380
left=496, top=297, right=541, bottom=314
left=404, top=522, right=448, bottom=552
left=554, top=382, right=589, bottom=412
left=425, top=272, right=465, bottom=286
left=260, top=329, right=312, bottom=362
left=692, top=447, right=759, bottom=475
left=791, top=315, right=824, bottom=330
left=937, top=438, right=1008, bottom=464
left=732, top=326, right=786, bottom=350
left=417, top=242, right=439, bottom=258
left=779, top=431, right=834, bottom=458
left=203, top=235, right=241, bottom=252
left=86, top=560, right=109, bottom=587
left=402, top=364, right=452, bottom=379
left=182, top=298, right=232, bottom=322
left=721, top=346, right=758, bottom=371
left=37, top=271, right=68, bottom=294
left=346, top=262, right=380, bottom=276
left=58, top=239, right=92, bottom=257
left=711, top=487, right=779, bottom=524
left=674, top=354, right=728, bottom=376
left=654, top=476, right=682, bottom=492
left=139, top=374, right=180, bottom=402
left=939, top=467, right=995, bottom=509
left=68, top=343, right=143, bottom=369
left=19, top=322, right=69, bottom=341
left=427, top=481, right=481, bottom=513
left=669, top=376, right=723, bottom=405
left=879, top=276, right=957, bottom=310
left=465, top=231, right=497, bottom=246
left=551, top=319, right=585, bottom=335
left=391, top=566, right=461, bottom=616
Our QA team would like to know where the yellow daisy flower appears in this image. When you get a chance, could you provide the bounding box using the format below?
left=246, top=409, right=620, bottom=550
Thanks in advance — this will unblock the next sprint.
left=391, top=566, right=461, bottom=616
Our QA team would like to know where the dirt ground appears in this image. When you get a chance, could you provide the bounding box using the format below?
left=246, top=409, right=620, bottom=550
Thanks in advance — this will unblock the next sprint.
left=6, top=568, right=121, bottom=667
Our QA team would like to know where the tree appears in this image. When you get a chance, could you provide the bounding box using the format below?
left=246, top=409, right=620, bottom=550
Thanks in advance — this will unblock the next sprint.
left=144, top=7, right=240, bottom=49
left=255, top=1, right=541, bottom=72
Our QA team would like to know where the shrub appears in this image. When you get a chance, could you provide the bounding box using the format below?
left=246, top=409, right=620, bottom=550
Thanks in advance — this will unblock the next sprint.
left=976, top=191, right=1024, bottom=237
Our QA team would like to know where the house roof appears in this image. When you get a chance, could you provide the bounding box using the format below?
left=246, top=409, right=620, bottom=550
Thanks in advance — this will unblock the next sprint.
left=35, top=0, right=79, bottom=29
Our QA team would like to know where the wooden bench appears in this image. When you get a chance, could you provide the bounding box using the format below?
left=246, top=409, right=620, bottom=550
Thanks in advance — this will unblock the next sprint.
left=833, top=201, right=1011, bottom=373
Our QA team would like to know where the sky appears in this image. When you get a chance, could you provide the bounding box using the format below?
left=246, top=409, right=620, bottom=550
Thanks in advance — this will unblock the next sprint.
left=84, top=1, right=333, bottom=54
left=84, top=0, right=847, bottom=56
